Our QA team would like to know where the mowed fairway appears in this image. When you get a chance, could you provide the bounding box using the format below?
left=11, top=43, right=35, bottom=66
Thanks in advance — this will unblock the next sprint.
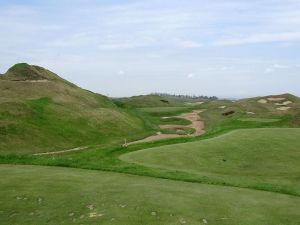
left=121, top=128, right=300, bottom=195
left=1, top=165, right=300, bottom=225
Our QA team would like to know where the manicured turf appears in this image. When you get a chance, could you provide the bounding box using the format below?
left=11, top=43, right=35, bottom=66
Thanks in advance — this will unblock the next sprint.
left=121, top=128, right=300, bottom=195
left=1, top=165, right=300, bottom=225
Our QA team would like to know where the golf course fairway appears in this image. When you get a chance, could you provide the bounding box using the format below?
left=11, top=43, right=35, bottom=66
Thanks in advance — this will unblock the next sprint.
left=121, top=128, right=300, bottom=196
left=1, top=165, right=300, bottom=225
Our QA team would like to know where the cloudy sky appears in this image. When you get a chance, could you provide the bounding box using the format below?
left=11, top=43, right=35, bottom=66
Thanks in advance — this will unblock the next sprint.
left=1, top=0, right=300, bottom=98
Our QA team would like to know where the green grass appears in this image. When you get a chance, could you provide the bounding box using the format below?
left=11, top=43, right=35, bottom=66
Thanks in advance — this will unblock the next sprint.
left=1, top=164, right=300, bottom=225
left=139, top=106, right=193, bottom=116
left=1, top=64, right=300, bottom=224
left=159, top=116, right=191, bottom=125
left=113, top=94, right=188, bottom=108
left=237, top=118, right=281, bottom=122
left=0, top=97, right=151, bottom=154
left=1, top=128, right=299, bottom=197
left=121, top=128, right=300, bottom=196
left=0, top=64, right=154, bottom=153
left=161, top=127, right=195, bottom=135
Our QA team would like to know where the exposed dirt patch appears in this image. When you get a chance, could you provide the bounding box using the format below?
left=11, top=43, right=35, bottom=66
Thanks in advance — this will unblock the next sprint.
left=258, top=99, right=267, bottom=104
left=275, top=101, right=292, bottom=106
left=276, top=107, right=291, bottom=111
left=179, top=218, right=187, bottom=224
left=185, top=101, right=204, bottom=106
left=11, top=79, right=49, bottom=83
left=177, top=110, right=205, bottom=135
left=88, top=212, right=103, bottom=218
left=33, top=146, right=88, bottom=156
left=128, top=110, right=204, bottom=145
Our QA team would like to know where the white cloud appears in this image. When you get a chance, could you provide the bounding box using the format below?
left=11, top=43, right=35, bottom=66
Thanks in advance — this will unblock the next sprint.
left=264, top=63, right=290, bottom=73
left=273, top=64, right=290, bottom=69
left=179, top=40, right=203, bottom=48
left=214, top=32, right=300, bottom=46
left=264, top=68, right=274, bottom=74
left=118, top=70, right=125, bottom=75
left=97, top=37, right=157, bottom=50
left=97, top=43, right=138, bottom=50
left=187, top=73, right=195, bottom=78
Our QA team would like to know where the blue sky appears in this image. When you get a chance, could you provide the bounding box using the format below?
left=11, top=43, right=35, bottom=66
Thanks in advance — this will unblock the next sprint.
left=1, top=0, right=300, bottom=98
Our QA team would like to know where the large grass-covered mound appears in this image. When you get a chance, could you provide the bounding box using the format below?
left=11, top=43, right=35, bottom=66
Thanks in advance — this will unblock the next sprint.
left=1, top=165, right=300, bottom=225
left=0, top=63, right=151, bottom=154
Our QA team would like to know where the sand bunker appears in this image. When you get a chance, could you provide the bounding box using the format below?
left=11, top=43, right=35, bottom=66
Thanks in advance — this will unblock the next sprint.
left=276, top=107, right=291, bottom=111
left=219, top=106, right=226, bottom=109
left=185, top=101, right=204, bottom=106
left=267, top=97, right=286, bottom=101
left=275, top=101, right=292, bottom=106
left=258, top=99, right=268, bottom=104
left=128, top=110, right=204, bottom=145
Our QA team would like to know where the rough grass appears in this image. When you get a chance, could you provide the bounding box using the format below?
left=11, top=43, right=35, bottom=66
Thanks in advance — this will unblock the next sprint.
left=0, top=96, right=152, bottom=154
left=159, top=117, right=191, bottom=125
left=237, top=118, right=281, bottom=122
left=113, top=94, right=186, bottom=108
left=139, top=106, right=193, bottom=117
left=1, top=164, right=300, bottom=225
left=0, top=64, right=153, bottom=153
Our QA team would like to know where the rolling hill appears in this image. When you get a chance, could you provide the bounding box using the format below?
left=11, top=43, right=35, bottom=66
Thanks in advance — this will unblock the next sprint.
left=1, top=64, right=300, bottom=225
left=0, top=63, right=151, bottom=154
left=113, top=93, right=209, bottom=108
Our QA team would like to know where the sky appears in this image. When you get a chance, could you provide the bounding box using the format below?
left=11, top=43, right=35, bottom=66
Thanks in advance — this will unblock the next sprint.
left=0, top=0, right=300, bottom=98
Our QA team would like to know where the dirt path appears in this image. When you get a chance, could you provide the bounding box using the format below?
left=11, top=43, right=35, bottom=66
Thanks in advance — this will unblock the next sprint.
left=128, top=110, right=205, bottom=145
left=33, top=146, right=88, bottom=156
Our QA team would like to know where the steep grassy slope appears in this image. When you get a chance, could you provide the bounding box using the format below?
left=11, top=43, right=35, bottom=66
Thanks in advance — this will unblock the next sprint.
left=1, top=165, right=300, bottom=225
left=0, top=63, right=151, bottom=154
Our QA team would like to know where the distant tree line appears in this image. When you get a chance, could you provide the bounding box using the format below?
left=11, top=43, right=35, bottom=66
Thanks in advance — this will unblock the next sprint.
left=152, top=93, right=218, bottom=100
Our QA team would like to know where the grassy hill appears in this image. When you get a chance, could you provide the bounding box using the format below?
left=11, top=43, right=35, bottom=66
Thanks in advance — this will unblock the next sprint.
left=113, top=94, right=204, bottom=108
left=0, top=63, right=151, bottom=154
left=198, top=93, right=300, bottom=134
left=1, top=65, right=300, bottom=224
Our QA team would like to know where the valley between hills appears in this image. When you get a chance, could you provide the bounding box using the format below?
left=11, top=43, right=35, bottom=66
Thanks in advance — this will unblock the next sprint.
left=1, top=63, right=300, bottom=225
